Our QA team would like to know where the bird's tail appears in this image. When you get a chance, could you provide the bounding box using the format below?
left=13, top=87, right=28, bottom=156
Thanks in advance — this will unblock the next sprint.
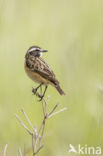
left=55, top=85, right=65, bottom=95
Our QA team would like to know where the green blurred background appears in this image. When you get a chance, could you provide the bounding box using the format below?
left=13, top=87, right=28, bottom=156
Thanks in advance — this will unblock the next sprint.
left=0, top=0, right=103, bottom=155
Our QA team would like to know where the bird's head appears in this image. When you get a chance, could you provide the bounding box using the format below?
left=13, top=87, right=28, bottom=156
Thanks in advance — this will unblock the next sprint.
left=25, top=46, right=48, bottom=58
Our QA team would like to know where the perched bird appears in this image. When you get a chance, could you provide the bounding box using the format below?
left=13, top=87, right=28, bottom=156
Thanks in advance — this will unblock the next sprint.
left=24, top=46, right=65, bottom=100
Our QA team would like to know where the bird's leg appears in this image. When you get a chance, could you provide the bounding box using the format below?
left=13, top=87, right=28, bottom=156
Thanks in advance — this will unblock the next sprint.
left=39, top=85, right=48, bottom=101
left=33, top=83, right=43, bottom=94
left=40, top=85, right=42, bottom=95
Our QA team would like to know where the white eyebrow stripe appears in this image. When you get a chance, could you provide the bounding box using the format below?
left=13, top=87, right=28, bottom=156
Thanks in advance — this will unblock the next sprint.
left=28, top=48, right=37, bottom=52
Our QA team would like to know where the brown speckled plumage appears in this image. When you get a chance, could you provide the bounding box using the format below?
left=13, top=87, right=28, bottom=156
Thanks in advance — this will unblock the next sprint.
left=24, top=46, right=65, bottom=96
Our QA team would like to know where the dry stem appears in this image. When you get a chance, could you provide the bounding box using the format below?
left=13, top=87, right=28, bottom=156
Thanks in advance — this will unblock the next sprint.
left=15, top=87, right=67, bottom=155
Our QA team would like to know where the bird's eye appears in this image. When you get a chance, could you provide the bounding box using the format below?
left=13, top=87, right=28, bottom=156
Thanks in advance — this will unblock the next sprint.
left=30, top=51, right=33, bottom=55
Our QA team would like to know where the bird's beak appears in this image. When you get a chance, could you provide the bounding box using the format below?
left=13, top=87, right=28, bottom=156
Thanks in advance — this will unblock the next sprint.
left=40, top=49, right=48, bottom=53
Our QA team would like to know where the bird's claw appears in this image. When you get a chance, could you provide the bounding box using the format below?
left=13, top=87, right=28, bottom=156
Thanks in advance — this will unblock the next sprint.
left=38, top=95, right=44, bottom=102
left=32, top=87, right=37, bottom=94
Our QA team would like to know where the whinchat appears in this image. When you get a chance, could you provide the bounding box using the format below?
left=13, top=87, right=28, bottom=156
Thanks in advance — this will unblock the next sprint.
left=24, top=46, right=65, bottom=100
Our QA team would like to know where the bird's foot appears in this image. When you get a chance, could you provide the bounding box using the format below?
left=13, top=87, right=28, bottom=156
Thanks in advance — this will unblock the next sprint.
left=32, top=87, right=43, bottom=100
left=38, top=95, right=44, bottom=102
left=32, top=87, right=37, bottom=94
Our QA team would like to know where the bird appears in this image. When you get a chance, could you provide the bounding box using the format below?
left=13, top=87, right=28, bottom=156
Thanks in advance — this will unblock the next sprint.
left=24, top=45, right=65, bottom=101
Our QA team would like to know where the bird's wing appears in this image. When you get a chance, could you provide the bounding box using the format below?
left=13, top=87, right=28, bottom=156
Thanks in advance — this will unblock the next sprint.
left=32, top=57, right=59, bottom=85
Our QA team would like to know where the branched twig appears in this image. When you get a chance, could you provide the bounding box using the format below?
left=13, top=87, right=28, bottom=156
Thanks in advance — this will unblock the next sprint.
left=15, top=114, right=33, bottom=136
left=47, top=103, right=59, bottom=117
left=48, top=107, right=67, bottom=118
left=15, top=87, right=67, bottom=155
left=34, top=144, right=44, bottom=155
left=21, top=108, right=34, bottom=130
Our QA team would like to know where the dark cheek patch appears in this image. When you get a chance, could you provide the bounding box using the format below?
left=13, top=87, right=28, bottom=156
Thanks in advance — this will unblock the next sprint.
left=36, top=53, right=40, bottom=57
